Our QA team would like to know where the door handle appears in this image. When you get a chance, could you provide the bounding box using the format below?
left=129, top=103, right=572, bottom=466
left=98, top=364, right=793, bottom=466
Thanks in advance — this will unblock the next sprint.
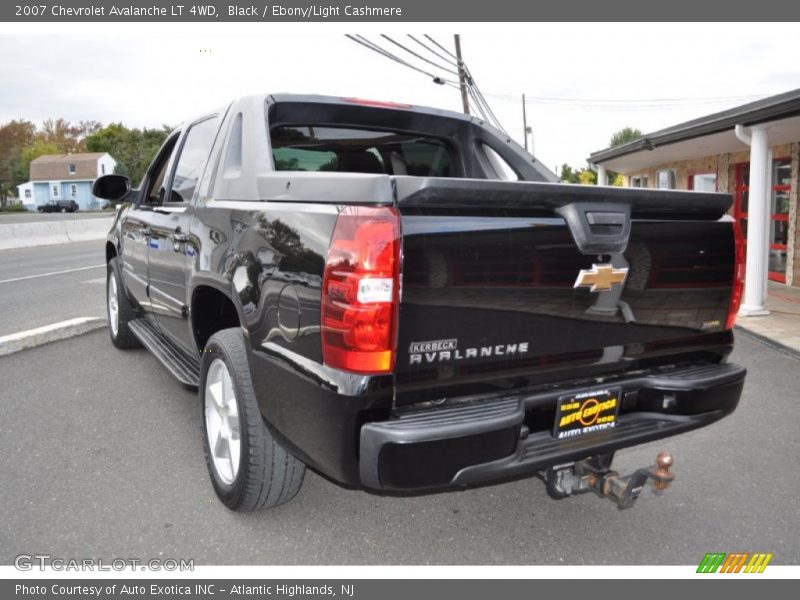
left=172, top=228, right=189, bottom=253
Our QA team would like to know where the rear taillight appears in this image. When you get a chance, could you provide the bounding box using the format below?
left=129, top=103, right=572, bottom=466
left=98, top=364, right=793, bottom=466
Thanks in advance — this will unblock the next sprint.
left=321, top=205, right=401, bottom=374
left=726, top=220, right=745, bottom=330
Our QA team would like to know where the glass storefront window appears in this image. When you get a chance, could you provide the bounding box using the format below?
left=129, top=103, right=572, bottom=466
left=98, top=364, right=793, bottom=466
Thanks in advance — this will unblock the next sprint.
left=690, top=172, right=717, bottom=191
left=774, top=159, right=791, bottom=186
left=773, top=220, right=788, bottom=246
left=735, top=157, right=792, bottom=283
left=769, top=251, right=787, bottom=275
left=773, top=190, right=790, bottom=215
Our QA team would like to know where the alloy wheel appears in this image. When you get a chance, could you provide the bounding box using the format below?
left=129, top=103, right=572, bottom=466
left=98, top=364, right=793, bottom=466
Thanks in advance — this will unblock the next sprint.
left=204, top=358, right=241, bottom=485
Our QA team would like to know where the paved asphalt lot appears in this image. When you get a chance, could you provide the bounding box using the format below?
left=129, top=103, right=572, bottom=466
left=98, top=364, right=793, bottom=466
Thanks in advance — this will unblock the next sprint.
left=0, top=327, right=798, bottom=565
left=0, top=241, right=106, bottom=336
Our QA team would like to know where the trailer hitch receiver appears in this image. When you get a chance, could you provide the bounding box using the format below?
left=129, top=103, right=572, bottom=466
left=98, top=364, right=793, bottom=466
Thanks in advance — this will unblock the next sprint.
left=544, top=452, right=675, bottom=510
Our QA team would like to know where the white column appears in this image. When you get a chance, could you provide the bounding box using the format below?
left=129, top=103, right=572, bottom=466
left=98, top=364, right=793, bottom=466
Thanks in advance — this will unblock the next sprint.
left=596, top=164, right=607, bottom=186
left=739, top=125, right=770, bottom=316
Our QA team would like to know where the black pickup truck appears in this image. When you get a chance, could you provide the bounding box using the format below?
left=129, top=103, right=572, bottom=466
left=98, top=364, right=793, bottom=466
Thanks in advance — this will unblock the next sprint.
left=95, top=94, right=746, bottom=512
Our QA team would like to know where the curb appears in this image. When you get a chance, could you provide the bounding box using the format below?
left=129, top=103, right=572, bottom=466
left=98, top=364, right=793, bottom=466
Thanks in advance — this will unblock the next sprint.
left=734, top=325, right=800, bottom=361
left=0, top=217, right=113, bottom=251
left=0, top=317, right=107, bottom=356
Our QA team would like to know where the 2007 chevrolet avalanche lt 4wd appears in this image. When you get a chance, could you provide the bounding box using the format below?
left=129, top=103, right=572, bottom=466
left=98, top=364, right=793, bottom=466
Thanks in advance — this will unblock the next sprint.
left=96, top=94, right=746, bottom=511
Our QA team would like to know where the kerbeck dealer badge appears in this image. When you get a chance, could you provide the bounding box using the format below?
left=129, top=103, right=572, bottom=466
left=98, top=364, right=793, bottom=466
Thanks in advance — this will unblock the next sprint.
left=408, top=338, right=530, bottom=365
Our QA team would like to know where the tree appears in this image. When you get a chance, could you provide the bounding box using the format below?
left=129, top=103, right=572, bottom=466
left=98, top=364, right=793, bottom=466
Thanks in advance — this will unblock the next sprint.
left=0, top=120, right=36, bottom=206
left=561, top=127, right=642, bottom=188
left=609, top=127, right=642, bottom=148
left=560, top=162, right=598, bottom=185
left=578, top=169, right=597, bottom=185
left=85, top=123, right=172, bottom=185
left=39, top=118, right=100, bottom=153
left=0, top=118, right=171, bottom=207
left=559, top=163, right=580, bottom=184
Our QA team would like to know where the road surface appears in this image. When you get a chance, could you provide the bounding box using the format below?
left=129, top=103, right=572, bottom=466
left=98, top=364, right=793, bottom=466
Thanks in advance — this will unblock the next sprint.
left=0, top=329, right=796, bottom=565
left=0, top=240, right=106, bottom=336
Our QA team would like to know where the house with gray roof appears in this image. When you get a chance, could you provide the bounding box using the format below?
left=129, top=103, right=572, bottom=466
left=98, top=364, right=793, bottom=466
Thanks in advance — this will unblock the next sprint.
left=17, top=152, right=117, bottom=211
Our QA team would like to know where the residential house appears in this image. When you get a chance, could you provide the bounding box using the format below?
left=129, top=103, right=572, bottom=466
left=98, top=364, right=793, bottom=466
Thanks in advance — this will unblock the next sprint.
left=17, top=152, right=117, bottom=211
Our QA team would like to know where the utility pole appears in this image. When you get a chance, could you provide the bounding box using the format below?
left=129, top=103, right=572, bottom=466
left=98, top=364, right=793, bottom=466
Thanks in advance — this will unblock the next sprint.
left=522, top=94, right=528, bottom=152
left=454, top=34, right=470, bottom=115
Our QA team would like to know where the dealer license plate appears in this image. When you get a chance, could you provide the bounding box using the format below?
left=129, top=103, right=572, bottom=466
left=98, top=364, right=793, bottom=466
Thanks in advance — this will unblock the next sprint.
left=553, top=388, right=621, bottom=439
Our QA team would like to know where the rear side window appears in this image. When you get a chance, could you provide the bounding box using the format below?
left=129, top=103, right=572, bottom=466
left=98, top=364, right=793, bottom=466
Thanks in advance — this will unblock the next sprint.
left=271, top=126, right=456, bottom=177
left=482, top=144, right=520, bottom=181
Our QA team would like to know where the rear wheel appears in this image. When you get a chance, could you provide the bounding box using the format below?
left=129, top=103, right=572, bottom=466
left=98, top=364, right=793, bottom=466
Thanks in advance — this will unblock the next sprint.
left=200, top=328, right=305, bottom=511
left=106, top=258, right=141, bottom=349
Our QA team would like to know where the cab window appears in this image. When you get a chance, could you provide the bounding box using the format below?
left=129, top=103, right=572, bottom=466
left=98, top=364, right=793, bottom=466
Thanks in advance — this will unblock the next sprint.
left=170, top=117, right=220, bottom=204
left=142, top=134, right=179, bottom=206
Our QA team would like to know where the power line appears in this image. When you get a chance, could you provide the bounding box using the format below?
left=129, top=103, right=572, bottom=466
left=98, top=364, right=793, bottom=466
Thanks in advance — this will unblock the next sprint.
left=380, top=35, right=460, bottom=76
left=347, top=34, right=436, bottom=78
left=345, top=34, right=507, bottom=133
left=466, top=87, right=486, bottom=120
left=346, top=34, right=458, bottom=85
left=460, top=61, right=507, bottom=133
left=424, top=34, right=459, bottom=61
left=345, top=35, right=429, bottom=81
left=481, top=90, right=768, bottom=107
left=483, top=94, right=771, bottom=112
left=470, top=80, right=501, bottom=125
left=407, top=35, right=459, bottom=68
left=531, top=94, right=766, bottom=104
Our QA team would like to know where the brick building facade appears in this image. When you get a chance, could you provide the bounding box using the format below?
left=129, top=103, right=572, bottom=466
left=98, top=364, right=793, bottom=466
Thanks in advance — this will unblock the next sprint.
left=590, top=89, right=800, bottom=300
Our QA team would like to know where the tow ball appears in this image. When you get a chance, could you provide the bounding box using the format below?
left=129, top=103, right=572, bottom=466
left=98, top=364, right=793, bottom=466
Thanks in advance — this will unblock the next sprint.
left=543, top=452, right=675, bottom=510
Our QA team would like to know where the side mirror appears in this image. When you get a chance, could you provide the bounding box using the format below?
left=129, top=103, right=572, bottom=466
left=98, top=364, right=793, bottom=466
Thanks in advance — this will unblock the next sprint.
left=93, top=174, right=131, bottom=201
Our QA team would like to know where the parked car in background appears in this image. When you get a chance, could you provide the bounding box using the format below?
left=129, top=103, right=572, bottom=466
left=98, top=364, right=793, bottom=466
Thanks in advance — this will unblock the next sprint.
left=37, top=200, right=79, bottom=213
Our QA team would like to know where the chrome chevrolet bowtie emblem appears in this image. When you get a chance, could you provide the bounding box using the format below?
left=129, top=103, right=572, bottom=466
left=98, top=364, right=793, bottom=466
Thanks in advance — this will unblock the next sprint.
left=573, top=264, right=628, bottom=292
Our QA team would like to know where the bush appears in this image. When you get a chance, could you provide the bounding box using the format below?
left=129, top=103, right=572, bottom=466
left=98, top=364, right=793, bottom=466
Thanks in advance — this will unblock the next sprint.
left=0, top=203, right=28, bottom=212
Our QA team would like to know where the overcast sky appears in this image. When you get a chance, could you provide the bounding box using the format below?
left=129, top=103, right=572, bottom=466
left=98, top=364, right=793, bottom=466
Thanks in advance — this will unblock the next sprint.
left=1, top=23, right=799, bottom=172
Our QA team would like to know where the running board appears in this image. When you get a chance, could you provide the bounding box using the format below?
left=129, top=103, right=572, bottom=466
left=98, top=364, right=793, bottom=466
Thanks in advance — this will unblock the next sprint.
left=128, top=318, right=200, bottom=389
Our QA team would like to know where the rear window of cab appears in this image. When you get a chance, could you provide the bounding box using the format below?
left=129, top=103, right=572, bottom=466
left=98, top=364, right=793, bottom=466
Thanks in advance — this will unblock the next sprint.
left=270, top=125, right=457, bottom=177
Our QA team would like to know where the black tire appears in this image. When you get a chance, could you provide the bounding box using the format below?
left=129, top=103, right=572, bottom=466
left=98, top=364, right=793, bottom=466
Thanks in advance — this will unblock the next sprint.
left=106, top=257, right=141, bottom=349
left=200, top=328, right=305, bottom=511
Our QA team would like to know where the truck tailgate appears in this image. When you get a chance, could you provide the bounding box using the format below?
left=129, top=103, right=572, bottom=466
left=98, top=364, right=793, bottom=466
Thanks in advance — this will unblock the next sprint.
left=393, top=177, right=737, bottom=407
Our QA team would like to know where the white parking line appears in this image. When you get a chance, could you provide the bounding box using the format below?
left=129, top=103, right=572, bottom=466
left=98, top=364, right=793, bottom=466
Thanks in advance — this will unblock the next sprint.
left=0, top=264, right=105, bottom=285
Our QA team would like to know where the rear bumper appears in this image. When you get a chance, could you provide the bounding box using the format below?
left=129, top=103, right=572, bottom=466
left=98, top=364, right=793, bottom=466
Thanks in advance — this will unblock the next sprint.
left=360, top=362, right=745, bottom=490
